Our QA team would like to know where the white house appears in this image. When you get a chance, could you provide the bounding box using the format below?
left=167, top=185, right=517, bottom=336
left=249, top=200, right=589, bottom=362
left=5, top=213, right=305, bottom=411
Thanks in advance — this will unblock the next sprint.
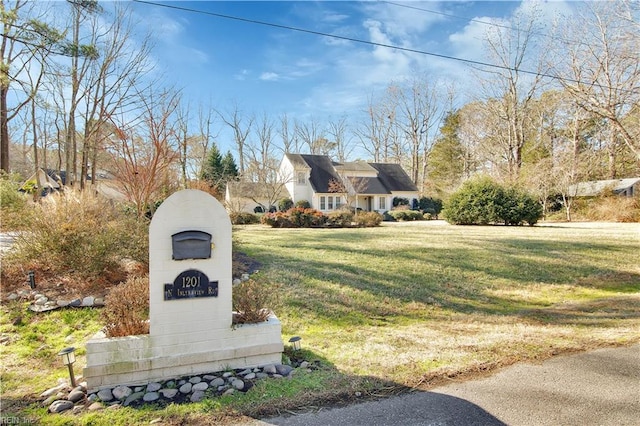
left=568, top=178, right=640, bottom=198
left=278, top=153, right=419, bottom=213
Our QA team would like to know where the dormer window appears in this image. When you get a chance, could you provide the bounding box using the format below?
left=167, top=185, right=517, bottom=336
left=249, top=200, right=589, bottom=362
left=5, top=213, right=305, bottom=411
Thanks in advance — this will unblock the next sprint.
left=297, top=172, right=306, bottom=185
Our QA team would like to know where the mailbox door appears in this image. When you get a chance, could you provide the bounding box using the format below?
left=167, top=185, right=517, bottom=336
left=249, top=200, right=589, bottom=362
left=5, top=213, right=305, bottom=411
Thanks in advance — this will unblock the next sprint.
left=171, top=230, right=212, bottom=260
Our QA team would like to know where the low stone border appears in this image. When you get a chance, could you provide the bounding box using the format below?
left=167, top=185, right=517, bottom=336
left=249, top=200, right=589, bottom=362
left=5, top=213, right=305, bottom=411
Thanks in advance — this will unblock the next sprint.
left=42, top=361, right=316, bottom=415
left=6, top=289, right=104, bottom=312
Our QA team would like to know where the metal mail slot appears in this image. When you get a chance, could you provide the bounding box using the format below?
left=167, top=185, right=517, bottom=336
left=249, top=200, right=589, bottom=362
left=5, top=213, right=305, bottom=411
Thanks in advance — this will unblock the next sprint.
left=171, top=230, right=212, bottom=260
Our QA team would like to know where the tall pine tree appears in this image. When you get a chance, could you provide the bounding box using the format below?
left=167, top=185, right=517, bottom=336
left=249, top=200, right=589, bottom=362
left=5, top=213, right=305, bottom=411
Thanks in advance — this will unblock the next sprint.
left=221, top=151, right=239, bottom=181
left=429, top=110, right=465, bottom=196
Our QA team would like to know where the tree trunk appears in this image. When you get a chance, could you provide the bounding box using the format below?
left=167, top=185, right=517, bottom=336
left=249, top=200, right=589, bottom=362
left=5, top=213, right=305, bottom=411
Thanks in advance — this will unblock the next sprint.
left=0, top=87, right=9, bottom=172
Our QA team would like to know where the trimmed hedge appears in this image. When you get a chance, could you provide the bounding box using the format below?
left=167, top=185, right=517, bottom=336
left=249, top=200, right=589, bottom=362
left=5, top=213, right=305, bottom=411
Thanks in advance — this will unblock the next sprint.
left=388, top=210, right=424, bottom=221
left=261, top=208, right=382, bottom=228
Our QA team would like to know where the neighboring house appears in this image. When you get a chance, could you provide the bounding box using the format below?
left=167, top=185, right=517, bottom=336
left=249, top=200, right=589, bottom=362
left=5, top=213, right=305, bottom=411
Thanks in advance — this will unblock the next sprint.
left=225, top=181, right=288, bottom=213
left=19, top=168, right=62, bottom=195
left=568, top=178, right=640, bottom=198
left=19, top=168, right=127, bottom=201
left=279, top=153, right=419, bottom=214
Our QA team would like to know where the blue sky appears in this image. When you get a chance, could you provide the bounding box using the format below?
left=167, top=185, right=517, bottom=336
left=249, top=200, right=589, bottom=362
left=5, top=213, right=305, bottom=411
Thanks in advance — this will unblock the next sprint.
left=126, top=1, right=574, bottom=156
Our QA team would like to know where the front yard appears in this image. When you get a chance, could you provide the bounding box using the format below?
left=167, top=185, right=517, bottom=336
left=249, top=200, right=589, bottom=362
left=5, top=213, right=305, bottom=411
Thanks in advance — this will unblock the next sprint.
left=1, top=221, right=639, bottom=425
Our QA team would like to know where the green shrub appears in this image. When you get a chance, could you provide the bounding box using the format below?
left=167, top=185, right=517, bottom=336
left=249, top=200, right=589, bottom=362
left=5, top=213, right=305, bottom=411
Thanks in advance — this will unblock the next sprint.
left=103, top=275, right=150, bottom=337
left=230, top=212, right=260, bottom=225
left=444, top=177, right=542, bottom=226
left=392, top=197, right=410, bottom=207
left=327, top=210, right=354, bottom=227
left=382, top=211, right=396, bottom=221
left=355, top=211, right=383, bottom=227
left=389, top=210, right=424, bottom=221
left=418, top=197, right=443, bottom=217
left=295, top=199, right=311, bottom=209
left=278, top=198, right=294, bottom=212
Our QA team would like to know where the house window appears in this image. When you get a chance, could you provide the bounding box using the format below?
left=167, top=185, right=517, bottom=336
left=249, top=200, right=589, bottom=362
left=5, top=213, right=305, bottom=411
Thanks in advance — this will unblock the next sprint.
left=335, top=196, right=341, bottom=209
left=328, top=196, right=334, bottom=210
left=320, top=196, right=326, bottom=210
left=297, top=172, right=306, bottom=185
left=379, top=196, right=386, bottom=210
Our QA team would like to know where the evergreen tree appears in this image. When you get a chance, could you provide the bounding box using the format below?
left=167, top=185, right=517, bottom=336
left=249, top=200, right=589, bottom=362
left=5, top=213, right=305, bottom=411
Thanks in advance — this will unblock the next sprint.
left=429, top=110, right=465, bottom=195
left=201, top=143, right=224, bottom=193
left=221, top=151, right=239, bottom=181
left=201, top=146, right=240, bottom=195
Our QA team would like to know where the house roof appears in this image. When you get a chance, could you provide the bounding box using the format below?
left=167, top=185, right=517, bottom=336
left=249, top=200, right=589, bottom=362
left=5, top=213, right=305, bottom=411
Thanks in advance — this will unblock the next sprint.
left=349, top=176, right=390, bottom=194
left=568, top=178, right=640, bottom=197
left=20, top=168, right=61, bottom=190
left=286, top=154, right=418, bottom=195
left=334, top=161, right=377, bottom=173
left=226, top=181, right=287, bottom=200
left=369, top=163, right=419, bottom=192
left=284, top=153, right=311, bottom=169
left=298, top=154, right=342, bottom=193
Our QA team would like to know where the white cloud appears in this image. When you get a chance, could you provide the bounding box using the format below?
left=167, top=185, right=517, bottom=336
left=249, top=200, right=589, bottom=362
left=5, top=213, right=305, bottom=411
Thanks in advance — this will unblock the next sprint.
left=260, top=72, right=280, bottom=82
left=234, top=69, right=250, bottom=81
left=322, top=12, right=349, bottom=24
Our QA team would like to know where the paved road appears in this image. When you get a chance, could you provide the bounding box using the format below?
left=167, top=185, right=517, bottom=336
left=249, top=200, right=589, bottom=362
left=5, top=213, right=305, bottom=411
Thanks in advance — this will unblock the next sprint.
left=0, top=232, right=18, bottom=253
left=248, top=345, right=639, bottom=426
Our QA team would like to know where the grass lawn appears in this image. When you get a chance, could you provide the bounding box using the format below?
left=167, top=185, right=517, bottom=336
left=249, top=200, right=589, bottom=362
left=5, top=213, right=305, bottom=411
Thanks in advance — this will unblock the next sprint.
left=238, top=221, right=640, bottom=383
left=2, top=221, right=639, bottom=425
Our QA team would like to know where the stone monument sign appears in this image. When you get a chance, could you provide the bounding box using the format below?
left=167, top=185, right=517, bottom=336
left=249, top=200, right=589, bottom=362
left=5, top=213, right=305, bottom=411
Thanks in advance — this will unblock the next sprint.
left=83, top=190, right=283, bottom=390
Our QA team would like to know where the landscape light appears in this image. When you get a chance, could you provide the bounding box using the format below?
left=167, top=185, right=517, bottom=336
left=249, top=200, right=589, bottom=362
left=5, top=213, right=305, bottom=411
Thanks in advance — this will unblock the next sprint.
left=58, top=347, right=77, bottom=387
left=288, top=336, right=302, bottom=351
left=28, top=270, right=35, bottom=289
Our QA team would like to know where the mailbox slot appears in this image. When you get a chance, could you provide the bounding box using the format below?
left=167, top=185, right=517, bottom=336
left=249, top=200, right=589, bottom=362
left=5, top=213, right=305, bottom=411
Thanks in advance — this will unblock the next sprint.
left=171, top=230, right=212, bottom=260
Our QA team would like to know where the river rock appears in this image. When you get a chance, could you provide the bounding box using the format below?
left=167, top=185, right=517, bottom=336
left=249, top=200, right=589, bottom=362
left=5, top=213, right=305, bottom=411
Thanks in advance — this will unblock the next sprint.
left=159, top=388, right=178, bottom=399
left=190, top=390, right=205, bottom=402
left=143, top=392, right=159, bottom=402
left=123, top=391, right=144, bottom=407
left=67, top=389, right=85, bottom=403
left=179, top=382, right=192, bottom=394
left=192, top=382, right=208, bottom=391
left=231, top=379, right=244, bottom=390
left=49, top=400, right=74, bottom=413
left=96, top=389, right=113, bottom=402
left=112, top=385, right=133, bottom=400
left=146, top=382, right=162, bottom=392
left=210, top=378, right=225, bottom=387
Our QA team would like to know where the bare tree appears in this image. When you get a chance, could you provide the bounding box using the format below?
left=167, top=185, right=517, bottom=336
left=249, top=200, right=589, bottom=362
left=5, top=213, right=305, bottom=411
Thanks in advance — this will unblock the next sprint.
left=476, top=5, right=550, bottom=182
left=106, top=88, right=180, bottom=219
left=295, top=117, right=333, bottom=155
left=218, top=103, right=253, bottom=173
left=394, top=75, right=444, bottom=192
left=62, top=0, right=100, bottom=186
left=278, top=112, right=300, bottom=154
left=553, top=1, right=640, bottom=163
left=245, top=111, right=278, bottom=182
left=356, top=91, right=399, bottom=163
left=74, top=3, right=154, bottom=189
left=328, top=116, right=353, bottom=163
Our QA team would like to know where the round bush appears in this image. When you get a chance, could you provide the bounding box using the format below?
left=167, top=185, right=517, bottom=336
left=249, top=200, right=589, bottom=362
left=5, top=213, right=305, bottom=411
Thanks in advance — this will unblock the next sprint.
left=444, top=177, right=542, bottom=226
left=278, top=198, right=294, bottom=212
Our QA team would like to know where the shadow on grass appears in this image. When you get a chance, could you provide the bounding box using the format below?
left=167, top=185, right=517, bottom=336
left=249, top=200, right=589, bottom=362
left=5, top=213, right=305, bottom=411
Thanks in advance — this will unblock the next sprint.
left=243, top=232, right=640, bottom=327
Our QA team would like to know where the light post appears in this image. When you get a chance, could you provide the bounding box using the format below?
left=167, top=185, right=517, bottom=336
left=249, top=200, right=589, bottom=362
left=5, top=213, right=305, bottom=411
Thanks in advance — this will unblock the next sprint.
left=28, top=270, right=36, bottom=289
left=288, top=336, right=301, bottom=351
left=58, top=347, right=77, bottom=387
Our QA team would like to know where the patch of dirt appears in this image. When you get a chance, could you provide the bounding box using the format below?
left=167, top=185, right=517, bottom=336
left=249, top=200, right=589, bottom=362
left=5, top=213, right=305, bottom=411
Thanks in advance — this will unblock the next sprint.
left=233, top=251, right=262, bottom=277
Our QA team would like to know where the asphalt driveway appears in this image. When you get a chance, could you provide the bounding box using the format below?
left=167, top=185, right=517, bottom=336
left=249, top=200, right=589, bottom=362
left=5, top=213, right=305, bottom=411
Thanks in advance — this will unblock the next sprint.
left=250, top=344, right=639, bottom=426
